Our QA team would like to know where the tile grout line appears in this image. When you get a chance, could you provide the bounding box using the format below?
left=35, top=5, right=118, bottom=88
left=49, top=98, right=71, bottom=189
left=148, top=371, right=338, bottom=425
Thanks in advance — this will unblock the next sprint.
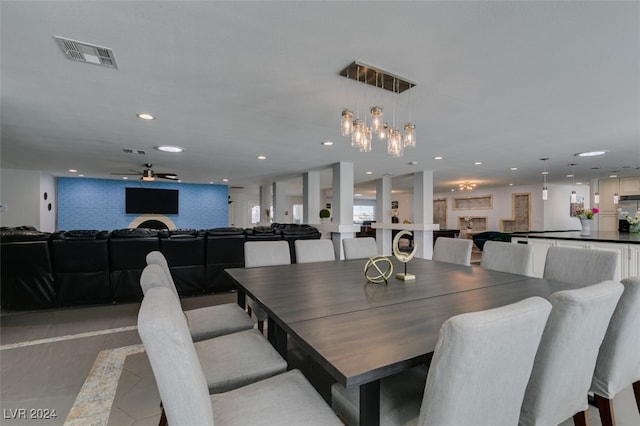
left=0, top=325, right=138, bottom=351
left=64, top=344, right=145, bottom=426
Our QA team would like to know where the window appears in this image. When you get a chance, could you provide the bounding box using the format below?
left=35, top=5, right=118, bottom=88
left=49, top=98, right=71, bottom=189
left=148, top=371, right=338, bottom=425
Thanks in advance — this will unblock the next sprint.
left=353, top=205, right=375, bottom=224
left=250, top=204, right=261, bottom=224
left=293, top=204, right=303, bottom=224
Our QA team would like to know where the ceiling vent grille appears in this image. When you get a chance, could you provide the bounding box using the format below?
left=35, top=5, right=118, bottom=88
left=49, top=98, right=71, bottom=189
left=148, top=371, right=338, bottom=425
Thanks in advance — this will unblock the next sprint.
left=54, top=36, right=118, bottom=69
left=123, top=148, right=146, bottom=155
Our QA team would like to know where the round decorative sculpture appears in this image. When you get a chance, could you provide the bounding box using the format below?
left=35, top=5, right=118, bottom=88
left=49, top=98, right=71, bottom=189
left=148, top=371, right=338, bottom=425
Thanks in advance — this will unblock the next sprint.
left=364, top=256, right=394, bottom=284
left=392, top=230, right=417, bottom=280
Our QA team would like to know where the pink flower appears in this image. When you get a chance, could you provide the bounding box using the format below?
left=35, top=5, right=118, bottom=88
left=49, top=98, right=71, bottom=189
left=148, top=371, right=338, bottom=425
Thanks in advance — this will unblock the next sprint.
left=592, top=207, right=599, bottom=214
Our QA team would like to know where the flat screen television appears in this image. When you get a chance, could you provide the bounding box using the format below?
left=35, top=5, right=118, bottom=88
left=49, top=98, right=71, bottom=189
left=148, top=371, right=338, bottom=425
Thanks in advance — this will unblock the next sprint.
left=125, top=188, right=179, bottom=214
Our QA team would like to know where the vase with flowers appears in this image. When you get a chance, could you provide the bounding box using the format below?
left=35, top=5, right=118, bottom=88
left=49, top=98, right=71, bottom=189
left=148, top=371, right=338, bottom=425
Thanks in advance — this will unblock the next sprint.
left=618, top=208, right=640, bottom=233
left=575, top=207, right=599, bottom=236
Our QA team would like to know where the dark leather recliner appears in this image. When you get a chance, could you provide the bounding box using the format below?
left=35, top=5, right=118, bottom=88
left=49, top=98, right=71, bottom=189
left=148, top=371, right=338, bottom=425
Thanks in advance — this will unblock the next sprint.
left=50, top=230, right=111, bottom=307
left=204, top=227, right=246, bottom=293
left=281, top=224, right=321, bottom=263
left=245, top=226, right=283, bottom=241
left=109, top=228, right=160, bottom=302
left=159, top=229, right=205, bottom=296
left=1, top=229, right=56, bottom=310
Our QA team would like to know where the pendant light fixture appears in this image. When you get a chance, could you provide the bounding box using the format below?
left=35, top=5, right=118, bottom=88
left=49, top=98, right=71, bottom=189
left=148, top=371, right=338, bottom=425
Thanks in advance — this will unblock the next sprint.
left=569, top=163, right=577, bottom=203
left=540, top=158, right=549, bottom=201
left=339, top=61, right=416, bottom=157
left=592, top=167, right=600, bottom=204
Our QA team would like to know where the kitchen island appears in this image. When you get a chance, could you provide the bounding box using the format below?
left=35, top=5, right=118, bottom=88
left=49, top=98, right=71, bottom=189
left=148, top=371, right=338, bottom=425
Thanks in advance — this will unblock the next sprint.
left=511, top=231, right=640, bottom=279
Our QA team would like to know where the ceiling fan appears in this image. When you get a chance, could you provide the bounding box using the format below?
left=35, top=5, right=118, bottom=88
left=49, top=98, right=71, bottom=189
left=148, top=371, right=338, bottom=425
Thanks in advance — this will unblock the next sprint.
left=111, top=163, right=179, bottom=181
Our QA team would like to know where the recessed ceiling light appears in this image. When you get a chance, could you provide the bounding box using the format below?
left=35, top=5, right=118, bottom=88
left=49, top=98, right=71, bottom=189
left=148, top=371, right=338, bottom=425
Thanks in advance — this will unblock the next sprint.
left=136, top=113, right=155, bottom=120
left=68, top=169, right=77, bottom=173
left=566, top=174, right=574, bottom=178
left=354, top=193, right=362, bottom=197
left=365, top=171, right=373, bottom=175
left=474, top=161, right=482, bottom=165
left=156, top=145, right=183, bottom=153
left=577, top=182, right=583, bottom=185
left=509, top=167, right=518, bottom=171
left=509, top=183, right=513, bottom=186
left=222, top=178, right=229, bottom=182
left=541, top=171, right=549, bottom=175
left=575, top=150, right=608, bottom=157
left=451, top=189, right=455, bottom=192
left=610, top=174, right=618, bottom=178
left=78, top=174, right=84, bottom=177
left=321, top=141, right=334, bottom=146
left=257, top=155, right=267, bottom=160
left=433, top=156, right=443, bottom=160
left=209, top=181, right=214, bottom=184
left=122, top=177, right=128, bottom=180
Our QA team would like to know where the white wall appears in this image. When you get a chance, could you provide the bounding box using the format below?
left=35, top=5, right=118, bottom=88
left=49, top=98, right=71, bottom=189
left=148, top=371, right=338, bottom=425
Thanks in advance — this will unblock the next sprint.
left=1, top=169, right=57, bottom=232
left=433, top=183, right=588, bottom=232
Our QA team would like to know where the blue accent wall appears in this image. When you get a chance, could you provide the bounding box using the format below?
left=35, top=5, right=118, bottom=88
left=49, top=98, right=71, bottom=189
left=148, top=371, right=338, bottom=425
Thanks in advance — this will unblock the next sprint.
left=57, top=177, right=228, bottom=230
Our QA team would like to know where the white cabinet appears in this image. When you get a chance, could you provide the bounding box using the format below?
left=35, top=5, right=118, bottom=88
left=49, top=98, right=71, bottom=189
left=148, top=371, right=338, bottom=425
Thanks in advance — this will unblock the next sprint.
left=620, top=177, right=640, bottom=196
left=513, top=237, right=638, bottom=279
left=629, top=244, right=640, bottom=278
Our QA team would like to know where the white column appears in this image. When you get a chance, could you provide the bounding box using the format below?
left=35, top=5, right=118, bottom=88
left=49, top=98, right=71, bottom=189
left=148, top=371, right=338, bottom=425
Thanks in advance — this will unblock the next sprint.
left=303, top=171, right=321, bottom=224
left=376, top=175, right=392, bottom=255
left=331, top=162, right=356, bottom=259
left=260, top=185, right=271, bottom=224
left=273, top=181, right=287, bottom=223
left=413, top=171, right=434, bottom=259
left=332, top=162, right=354, bottom=226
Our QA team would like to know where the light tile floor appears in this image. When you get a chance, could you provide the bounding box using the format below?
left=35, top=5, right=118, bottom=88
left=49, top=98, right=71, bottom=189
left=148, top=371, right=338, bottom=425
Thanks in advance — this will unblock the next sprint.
left=2, top=291, right=639, bottom=426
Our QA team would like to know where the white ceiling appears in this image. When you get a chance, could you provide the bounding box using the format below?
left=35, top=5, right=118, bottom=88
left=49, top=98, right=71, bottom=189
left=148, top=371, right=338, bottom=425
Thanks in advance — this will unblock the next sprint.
left=1, top=1, right=639, bottom=197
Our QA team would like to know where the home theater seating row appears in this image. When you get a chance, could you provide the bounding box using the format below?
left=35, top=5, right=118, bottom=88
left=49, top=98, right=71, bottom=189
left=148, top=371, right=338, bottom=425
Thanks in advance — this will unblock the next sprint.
left=0, top=224, right=321, bottom=310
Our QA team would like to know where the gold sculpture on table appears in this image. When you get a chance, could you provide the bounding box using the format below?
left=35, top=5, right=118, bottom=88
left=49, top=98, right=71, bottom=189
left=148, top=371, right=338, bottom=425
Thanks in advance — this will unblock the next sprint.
left=393, top=230, right=417, bottom=281
left=364, top=256, right=394, bottom=284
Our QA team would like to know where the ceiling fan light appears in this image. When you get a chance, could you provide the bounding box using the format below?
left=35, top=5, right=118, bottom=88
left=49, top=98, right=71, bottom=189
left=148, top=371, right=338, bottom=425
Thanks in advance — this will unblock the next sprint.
left=156, top=145, right=183, bottom=153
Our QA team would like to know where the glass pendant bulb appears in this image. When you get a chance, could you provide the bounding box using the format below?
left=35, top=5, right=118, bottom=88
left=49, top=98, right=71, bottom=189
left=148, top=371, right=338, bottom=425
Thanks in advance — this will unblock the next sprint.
left=542, top=187, right=548, bottom=201
left=370, top=106, right=384, bottom=132
left=378, top=123, right=388, bottom=140
left=403, top=123, right=416, bottom=148
left=594, top=192, right=600, bottom=204
left=570, top=190, right=577, bottom=203
left=614, top=193, right=619, bottom=204
left=351, top=119, right=364, bottom=148
left=360, top=127, right=372, bottom=152
left=387, top=129, right=403, bottom=157
left=341, top=109, right=354, bottom=136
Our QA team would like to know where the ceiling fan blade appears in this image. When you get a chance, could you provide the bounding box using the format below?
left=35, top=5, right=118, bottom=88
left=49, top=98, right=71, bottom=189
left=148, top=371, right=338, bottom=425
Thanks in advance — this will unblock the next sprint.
left=110, top=172, right=142, bottom=176
left=156, top=173, right=179, bottom=180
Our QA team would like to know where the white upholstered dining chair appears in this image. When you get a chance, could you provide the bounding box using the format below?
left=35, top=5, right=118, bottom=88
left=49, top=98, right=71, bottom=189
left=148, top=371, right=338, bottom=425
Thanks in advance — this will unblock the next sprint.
left=542, top=246, right=619, bottom=285
left=144, top=252, right=254, bottom=342
left=294, top=239, right=336, bottom=263
left=590, top=276, right=640, bottom=426
left=331, top=297, right=552, bottom=426
left=432, top=237, right=473, bottom=266
left=138, top=286, right=342, bottom=426
left=480, top=240, right=533, bottom=275
left=140, top=265, right=286, bottom=395
left=342, top=237, right=378, bottom=260
left=519, top=280, right=624, bottom=426
left=243, top=240, right=291, bottom=332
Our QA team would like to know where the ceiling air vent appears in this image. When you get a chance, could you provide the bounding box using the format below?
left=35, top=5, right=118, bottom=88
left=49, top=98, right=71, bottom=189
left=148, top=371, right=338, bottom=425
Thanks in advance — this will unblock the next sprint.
left=54, top=36, right=118, bottom=69
left=123, top=148, right=146, bottom=155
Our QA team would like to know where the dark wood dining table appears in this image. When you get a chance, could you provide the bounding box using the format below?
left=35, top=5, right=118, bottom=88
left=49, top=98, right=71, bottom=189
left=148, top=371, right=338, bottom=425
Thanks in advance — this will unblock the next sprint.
left=225, top=257, right=584, bottom=426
